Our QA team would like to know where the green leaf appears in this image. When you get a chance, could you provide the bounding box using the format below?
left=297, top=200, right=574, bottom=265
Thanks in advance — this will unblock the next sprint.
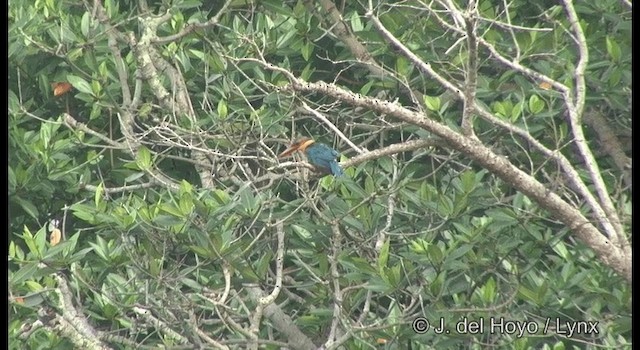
left=153, top=214, right=184, bottom=226
left=8, top=166, right=17, bottom=192
left=95, top=182, right=104, bottom=207
left=14, top=197, right=39, bottom=221
left=511, top=101, right=524, bottom=122
left=409, top=238, right=429, bottom=254
left=339, top=255, right=377, bottom=275
left=378, top=157, right=392, bottom=173
left=91, top=79, right=102, bottom=97
left=217, top=99, right=228, bottom=119
left=10, top=262, right=39, bottom=286
left=301, top=40, right=313, bottom=61
left=360, top=80, right=374, bottom=95
left=365, top=276, right=394, bottom=293
left=518, top=285, right=539, bottom=305
left=459, top=170, right=476, bottom=193
left=423, top=95, right=441, bottom=111
left=430, top=272, right=445, bottom=295
left=210, top=53, right=227, bottom=72
left=444, top=244, right=473, bottom=265
left=81, top=11, right=91, bottom=38
left=9, top=90, right=20, bottom=113
left=189, top=245, right=213, bottom=259
left=606, top=36, right=621, bottom=62
left=19, top=293, right=46, bottom=308
left=124, top=172, right=145, bottom=182
left=551, top=240, right=570, bottom=261
left=179, top=194, right=194, bottom=216
left=350, top=11, right=364, bottom=32
left=181, top=277, right=203, bottom=291
left=493, top=101, right=506, bottom=117
left=292, top=224, right=312, bottom=240
left=428, top=244, right=443, bottom=264
left=377, top=238, right=390, bottom=272
left=40, top=123, right=53, bottom=150
left=136, top=146, right=152, bottom=170
left=481, top=276, right=496, bottom=303
left=528, top=94, right=544, bottom=114
left=66, top=74, right=93, bottom=95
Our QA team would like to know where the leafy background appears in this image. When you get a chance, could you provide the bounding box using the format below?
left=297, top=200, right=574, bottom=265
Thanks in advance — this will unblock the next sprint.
left=9, top=0, right=631, bottom=349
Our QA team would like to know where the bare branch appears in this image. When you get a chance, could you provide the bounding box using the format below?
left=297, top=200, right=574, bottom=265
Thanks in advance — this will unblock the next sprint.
left=620, top=0, right=632, bottom=10
left=153, top=0, right=233, bottom=44
left=94, top=1, right=132, bottom=107
left=324, top=223, right=346, bottom=348
left=461, top=0, right=479, bottom=136
left=51, top=273, right=111, bottom=350
left=561, top=0, right=626, bottom=248
left=584, top=111, right=632, bottom=189
left=300, top=102, right=366, bottom=154
left=315, top=0, right=385, bottom=76
left=366, top=12, right=464, bottom=99
left=245, top=286, right=317, bottom=350
left=62, top=113, right=123, bottom=148
left=379, top=3, right=625, bottom=245
left=133, top=307, right=188, bottom=344
left=80, top=181, right=159, bottom=194
left=268, top=75, right=630, bottom=282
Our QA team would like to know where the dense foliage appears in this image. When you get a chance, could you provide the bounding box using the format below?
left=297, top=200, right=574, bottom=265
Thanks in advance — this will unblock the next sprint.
left=9, top=0, right=631, bottom=349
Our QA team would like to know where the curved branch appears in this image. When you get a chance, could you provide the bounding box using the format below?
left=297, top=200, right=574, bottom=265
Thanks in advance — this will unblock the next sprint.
left=368, top=7, right=625, bottom=245
left=267, top=74, right=630, bottom=283
left=314, top=0, right=423, bottom=108
left=245, top=286, right=317, bottom=350
left=152, top=0, right=233, bottom=45
left=94, top=1, right=132, bottom=107
left=561, top=0, right=626, bottom=247
left=52, top=273, right=111, bottom=350
left=583, top=110, right=632, bottom=189
left=367, top=12, right=464, bottom=98
left=462, top=0, right=479, bottom=136
left=300, top=102, right=367, bottom=154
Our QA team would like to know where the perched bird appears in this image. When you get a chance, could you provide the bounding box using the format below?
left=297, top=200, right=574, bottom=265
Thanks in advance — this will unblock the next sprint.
left=278, top=137, right=344, bottom=177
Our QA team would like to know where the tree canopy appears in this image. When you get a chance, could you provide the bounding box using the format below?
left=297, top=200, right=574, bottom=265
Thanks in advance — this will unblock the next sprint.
left=9, top=0, right=631, bottom=349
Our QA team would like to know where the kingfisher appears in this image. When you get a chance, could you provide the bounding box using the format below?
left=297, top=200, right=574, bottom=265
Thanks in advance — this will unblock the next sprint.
left=278, top=137, right=344, bottom=177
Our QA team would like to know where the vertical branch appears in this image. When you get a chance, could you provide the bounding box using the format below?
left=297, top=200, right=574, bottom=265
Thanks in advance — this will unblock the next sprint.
left=406, top=3, right=627, bottom=245
left=583, top=111, right=632, bottom=189
left=245, top=285, right=317, bottom=349
left=248, top=222, right=285, bottom=350
left=620, top=0, right=632, bottom=10
left=324, top=223, right=345, bottom=348
left=260, top=222, right=286, bottom=305
left=376, top=155, right=399, bottom=251
left=461, top=0, right=479, bottom=137
left=501, top=0, right=521, bottom=61
left=52, top=273, right=111, bottom=350
left=93, top=1, right=132, bottom=107
left=561, top=0, right=626, bottom=247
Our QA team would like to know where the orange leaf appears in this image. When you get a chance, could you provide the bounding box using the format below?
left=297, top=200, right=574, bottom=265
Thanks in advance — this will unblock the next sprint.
left=538, top=81, right=552, bottom=90
left=15, top=297, right=25, bottom=304
left=51, top=82, right=73, bottom=97
left=376, top=338, right=388, bottom=344
left=50, top=228, right=62, bottom=246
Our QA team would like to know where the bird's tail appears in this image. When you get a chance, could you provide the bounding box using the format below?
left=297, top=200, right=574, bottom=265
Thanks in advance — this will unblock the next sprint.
left=330, top=161, right=344, bottom=177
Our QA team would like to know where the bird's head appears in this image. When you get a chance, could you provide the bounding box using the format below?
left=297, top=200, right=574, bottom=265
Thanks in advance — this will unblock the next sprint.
left=278, top=137, right=316, bottom=158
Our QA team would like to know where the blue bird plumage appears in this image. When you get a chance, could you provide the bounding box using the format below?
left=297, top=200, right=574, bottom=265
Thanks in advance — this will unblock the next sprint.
left=279, top=137, right=344, bottom=177
left=305, top=143, right=344, bottom=176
